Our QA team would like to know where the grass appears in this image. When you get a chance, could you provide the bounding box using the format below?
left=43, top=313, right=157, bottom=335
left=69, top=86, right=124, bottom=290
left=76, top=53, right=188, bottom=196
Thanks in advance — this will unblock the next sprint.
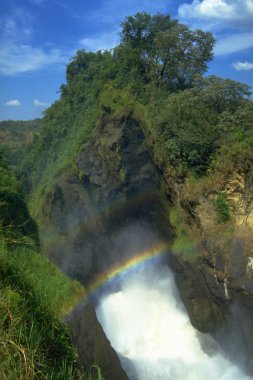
left=1, top=151, right=105, bottom=380
left=24, top=95, right=99, bottom=222
left=85, top=365, right=105, bottom=380
left=169, top=206, right=200, bottom=262
left=0, top=240, right=85, bottom=379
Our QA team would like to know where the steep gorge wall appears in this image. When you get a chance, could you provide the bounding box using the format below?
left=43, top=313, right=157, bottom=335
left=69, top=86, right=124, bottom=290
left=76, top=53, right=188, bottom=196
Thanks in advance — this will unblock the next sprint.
left=40, top=114, right=171, bottom=283
left=35, top=111, right=253, bottom=375
left=162, top=169, right=253, bottom=373
left=37, top=113, right=172, bottom=377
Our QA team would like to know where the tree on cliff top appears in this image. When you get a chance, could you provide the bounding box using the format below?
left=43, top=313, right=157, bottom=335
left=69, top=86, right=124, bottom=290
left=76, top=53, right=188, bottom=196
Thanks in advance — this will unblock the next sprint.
left=64, top=12, right=215, bottom=92
left=120, top=12, right=215, bottom=89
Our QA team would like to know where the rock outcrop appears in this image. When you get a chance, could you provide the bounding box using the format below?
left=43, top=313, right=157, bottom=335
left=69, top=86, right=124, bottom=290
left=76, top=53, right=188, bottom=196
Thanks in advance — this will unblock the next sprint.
left=166, top=171, right=253, bottom=373
left=39, top=114, right=171, bottom=284
left=66, top=302, right=129, bottom=380
left=37, top=113, right=172, bottom=378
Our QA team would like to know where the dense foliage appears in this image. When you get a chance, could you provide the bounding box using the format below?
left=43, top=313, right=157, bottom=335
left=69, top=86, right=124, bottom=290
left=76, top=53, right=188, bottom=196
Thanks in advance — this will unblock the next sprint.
left=20, top=13, right=252, bottom=197
left=17, top=11, right=252, bottom=229
left=0, top=157, right=85, bottom=379
left=151, top=76, right=252, bottom=174
left=120, top=12, right=215, bottom=90
left=0, top=154, right=38, bottom=245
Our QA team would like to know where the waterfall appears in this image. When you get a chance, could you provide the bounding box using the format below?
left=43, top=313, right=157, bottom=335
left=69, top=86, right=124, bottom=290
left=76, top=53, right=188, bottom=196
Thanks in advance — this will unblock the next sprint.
left=96, top=264, right=252, bottom=380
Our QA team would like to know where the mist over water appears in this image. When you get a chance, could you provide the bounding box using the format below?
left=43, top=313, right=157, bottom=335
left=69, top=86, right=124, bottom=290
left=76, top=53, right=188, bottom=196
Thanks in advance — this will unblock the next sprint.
left=96, top=264, right=252, bottom=380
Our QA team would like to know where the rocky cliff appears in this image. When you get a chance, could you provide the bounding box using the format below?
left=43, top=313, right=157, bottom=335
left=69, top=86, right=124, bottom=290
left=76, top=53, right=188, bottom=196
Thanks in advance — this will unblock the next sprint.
left=163, top=168, right=253, bottom=373
left=39, top=113, right=171, bottom=283
left=37, top=112, right=172, bottom=378
left=33, top=109, right=253, bottom=376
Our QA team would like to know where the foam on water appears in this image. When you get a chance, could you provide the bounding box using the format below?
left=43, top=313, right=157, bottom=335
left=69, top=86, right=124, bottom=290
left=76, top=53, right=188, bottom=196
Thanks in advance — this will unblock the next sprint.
left=96, top=266, right=252, bottom=380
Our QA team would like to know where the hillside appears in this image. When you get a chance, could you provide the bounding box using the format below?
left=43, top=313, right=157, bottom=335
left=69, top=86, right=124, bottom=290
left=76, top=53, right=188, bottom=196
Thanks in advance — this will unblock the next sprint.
left=0, top=155, right=86, bottom=379
left=0, top=157, right=128, bottom=379
left=4, top=11, right=253, bottom=378
left=0, top=119, right=41, bottom=170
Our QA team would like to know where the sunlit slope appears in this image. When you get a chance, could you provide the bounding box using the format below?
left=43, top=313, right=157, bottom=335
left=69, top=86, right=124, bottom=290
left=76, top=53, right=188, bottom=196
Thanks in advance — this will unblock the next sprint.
left=0, top=155, right=85, bottom=379
left=0, top=119, right=41, bottom=170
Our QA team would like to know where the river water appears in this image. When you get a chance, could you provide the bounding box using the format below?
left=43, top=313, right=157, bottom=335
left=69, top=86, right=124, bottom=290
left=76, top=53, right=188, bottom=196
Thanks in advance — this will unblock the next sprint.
left=96, top=264, right=252, bottom=380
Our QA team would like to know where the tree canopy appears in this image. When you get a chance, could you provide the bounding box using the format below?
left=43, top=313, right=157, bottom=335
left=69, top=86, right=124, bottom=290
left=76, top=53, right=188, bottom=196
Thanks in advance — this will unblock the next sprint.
left=20, top=11, right=252, bottom=193
left=120, top=12, right=215, bottom=89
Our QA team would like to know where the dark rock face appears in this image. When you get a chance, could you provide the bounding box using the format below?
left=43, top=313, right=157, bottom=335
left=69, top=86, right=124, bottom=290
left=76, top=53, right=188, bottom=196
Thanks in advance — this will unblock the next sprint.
left=169, top=257, right=227, bottom=333
left=162, top=171, right=253, bottom=374
left=40, top=115, right=171, bottom=285
left=169, top=248, right=253, bottom=374
left=66, top=302, right=129, bottom=380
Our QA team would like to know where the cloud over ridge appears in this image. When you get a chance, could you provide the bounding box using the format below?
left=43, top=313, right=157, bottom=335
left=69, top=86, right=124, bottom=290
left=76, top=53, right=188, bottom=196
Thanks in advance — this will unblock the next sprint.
left=34, top=99, right=49, bottom=107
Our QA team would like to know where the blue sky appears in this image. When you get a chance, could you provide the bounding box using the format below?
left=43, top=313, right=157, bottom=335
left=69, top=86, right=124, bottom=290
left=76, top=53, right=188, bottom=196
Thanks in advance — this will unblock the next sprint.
left=0, top=0, right=252, bottom=120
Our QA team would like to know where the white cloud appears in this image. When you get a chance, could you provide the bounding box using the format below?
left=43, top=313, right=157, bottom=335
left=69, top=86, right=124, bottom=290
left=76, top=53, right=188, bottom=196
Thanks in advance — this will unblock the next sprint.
left=2, top=11, right=32, bottom=39
left=6, top=99, right=21, bottom=106
left=232, top=61, right=253, bottom=71
left=0, top=43, right=66, bottom=75
left=214, top=33, right=253, bottom=55
left=34, top=99, right=49, bottom=107
left=179, top=0, right=253, bottom=27
left=179, top=0, right=235, bottom=20
left=0, top=14, right=67, bottom=76
left=79, top=30, right=120, bottom=52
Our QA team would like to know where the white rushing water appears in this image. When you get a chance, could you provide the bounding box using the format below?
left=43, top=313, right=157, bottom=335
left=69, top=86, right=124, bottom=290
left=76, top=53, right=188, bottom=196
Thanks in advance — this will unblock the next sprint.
left=96, top=265, right=252, bottom=380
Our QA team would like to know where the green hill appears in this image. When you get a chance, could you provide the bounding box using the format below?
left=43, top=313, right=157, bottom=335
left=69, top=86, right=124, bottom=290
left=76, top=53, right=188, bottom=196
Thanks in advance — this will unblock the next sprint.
left=0, top=119, right=41, bottom=170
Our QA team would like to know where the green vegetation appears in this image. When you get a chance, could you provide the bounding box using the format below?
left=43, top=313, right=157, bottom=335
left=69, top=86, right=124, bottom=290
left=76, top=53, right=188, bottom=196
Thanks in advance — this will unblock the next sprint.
left=0, top=119, right=41, bottom=170
left=169, top=206, right=199, bottom=261
left=214, top=192, right=230, bottom=223
left=0, top=242, right=84, bottom=380
left=0, top=157, right=86, bottom=379
left=150, top=77, right=252, bottom=175
left=0, top=154, right=38, bottom=245
left=85, top=365, right=105, bottom=380
left=17, top=12, right=252, bottom=253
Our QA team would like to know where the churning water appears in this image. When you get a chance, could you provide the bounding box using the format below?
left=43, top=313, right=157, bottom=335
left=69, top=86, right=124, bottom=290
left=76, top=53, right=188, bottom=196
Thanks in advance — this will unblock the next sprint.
left=96, top=265, right=252, bottom=380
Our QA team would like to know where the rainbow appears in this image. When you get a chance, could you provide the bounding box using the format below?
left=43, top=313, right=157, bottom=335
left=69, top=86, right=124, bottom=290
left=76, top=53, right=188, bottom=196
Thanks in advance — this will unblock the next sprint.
left=86, top=241, right=169, bottom=297
left=42, top=186, right=159, bottom=249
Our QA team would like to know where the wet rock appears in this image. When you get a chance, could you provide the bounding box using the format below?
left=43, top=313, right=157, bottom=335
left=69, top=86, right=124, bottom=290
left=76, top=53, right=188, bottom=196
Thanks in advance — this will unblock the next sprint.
left=169, top=256, right=228, bottom=333
left=66, top=302, right=129, bottom=380
left=167, top=170, right=253, bottom=374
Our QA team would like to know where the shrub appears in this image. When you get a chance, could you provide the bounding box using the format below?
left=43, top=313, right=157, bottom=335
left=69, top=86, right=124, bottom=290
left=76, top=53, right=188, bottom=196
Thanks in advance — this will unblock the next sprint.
left=214, top=192, right=230, bottom=223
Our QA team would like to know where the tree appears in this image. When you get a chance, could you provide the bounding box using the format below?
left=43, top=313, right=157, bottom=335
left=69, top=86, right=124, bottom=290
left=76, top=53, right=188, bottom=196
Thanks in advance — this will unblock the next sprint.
left=195, top=75, right=252, bottom=113
left=66, top=50, right=98, bottom=83
left=120, top=12, right=215, bottom=89
left=155, top=26, right=215, bottom=88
